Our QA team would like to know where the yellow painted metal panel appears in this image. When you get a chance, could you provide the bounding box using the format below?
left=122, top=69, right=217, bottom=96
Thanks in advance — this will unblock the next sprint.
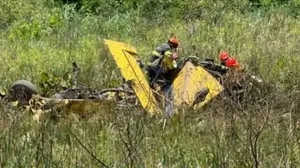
left=172, top=62, right=224, bottom=108
left=104, top=39, right=161, bottom=114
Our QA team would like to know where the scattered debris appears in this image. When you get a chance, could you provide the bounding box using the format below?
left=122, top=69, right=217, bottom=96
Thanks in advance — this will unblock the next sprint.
left=0, top=40, right=264, bottom=119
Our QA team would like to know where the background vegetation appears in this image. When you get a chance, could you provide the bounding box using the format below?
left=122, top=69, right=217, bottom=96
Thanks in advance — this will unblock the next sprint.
left=0, top=0, right=300, bottom=167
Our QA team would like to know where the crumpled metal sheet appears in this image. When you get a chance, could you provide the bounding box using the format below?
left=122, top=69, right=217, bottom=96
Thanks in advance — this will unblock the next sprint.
left=104, top=39, right=161, bottom=114
left=172, top=62, right=224, bottom=108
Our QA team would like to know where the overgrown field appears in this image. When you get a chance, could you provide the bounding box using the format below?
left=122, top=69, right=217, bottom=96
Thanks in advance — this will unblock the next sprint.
left=0, top=0, right=300, bottom=167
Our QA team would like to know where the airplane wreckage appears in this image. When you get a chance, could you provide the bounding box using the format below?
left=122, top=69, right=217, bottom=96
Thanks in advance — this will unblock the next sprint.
left=0, top=40, right=263, bottom=118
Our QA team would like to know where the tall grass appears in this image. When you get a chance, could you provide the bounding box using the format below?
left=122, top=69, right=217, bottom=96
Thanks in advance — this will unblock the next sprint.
left=0, top=0, right=300, bottom=167
left=0, top=99, right=299, bottom=167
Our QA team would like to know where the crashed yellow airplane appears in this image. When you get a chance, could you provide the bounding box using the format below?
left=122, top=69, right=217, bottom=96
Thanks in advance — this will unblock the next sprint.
left=2, top=39, right=224, bottom=117
left=104, top=39, right=224, bottom=114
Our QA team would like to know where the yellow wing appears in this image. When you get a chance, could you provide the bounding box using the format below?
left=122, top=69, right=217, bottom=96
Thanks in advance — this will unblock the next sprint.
left=172, top=62, right=224, bottom=108
left=104, top=39, right=161, bottom=114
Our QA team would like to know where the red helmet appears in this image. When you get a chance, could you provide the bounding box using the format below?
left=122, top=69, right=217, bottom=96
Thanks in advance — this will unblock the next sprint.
left=225, top=57, right=240, bottom=67
left=219, top=51, right=229, bottom=62
left=168, top=37, right=179, bottom=48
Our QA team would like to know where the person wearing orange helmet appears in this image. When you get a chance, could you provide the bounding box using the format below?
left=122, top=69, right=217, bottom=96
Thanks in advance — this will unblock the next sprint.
left=150, top=37, right=179, bottom=64
left=219, top=51, right=240, bottom=68
left=200, top=51, right=241, bottom=78
left=147, top=37, right=180, bottom=88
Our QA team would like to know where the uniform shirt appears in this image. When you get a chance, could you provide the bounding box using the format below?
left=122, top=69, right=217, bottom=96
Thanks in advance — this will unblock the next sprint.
left=154, top=43, right=172, bottom=56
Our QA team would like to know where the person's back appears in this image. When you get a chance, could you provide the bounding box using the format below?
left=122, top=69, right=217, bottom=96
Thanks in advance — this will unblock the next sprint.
left=151, top=43, right=171, bottom=61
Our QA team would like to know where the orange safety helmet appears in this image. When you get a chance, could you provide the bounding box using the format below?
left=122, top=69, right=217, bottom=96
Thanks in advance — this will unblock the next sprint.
left=168, top=37, right=179, bottom=48
left=225, top=57, right=240, bottom=68
left=219, top=51, right=230, bottom=62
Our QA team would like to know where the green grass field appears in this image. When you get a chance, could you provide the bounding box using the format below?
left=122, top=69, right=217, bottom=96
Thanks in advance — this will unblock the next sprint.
left=0, top=0, right=300, bottom=167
